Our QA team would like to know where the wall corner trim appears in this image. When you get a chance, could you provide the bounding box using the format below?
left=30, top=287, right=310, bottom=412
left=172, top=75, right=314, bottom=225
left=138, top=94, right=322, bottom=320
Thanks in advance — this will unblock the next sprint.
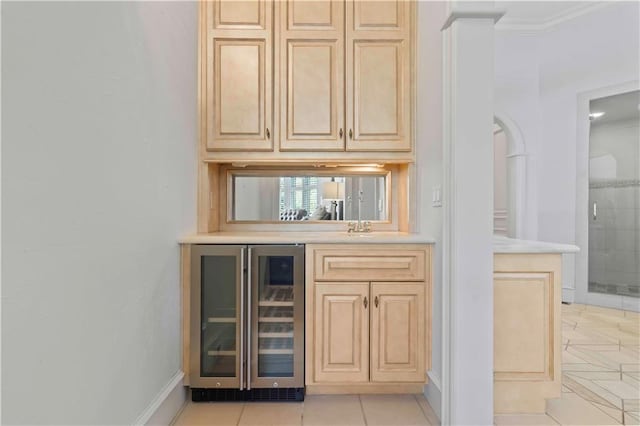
left=424, top=371, right=443, bottom=422
left=133, top=371, right=187, bottom=426
left=441, top=10, right=506, bottom=31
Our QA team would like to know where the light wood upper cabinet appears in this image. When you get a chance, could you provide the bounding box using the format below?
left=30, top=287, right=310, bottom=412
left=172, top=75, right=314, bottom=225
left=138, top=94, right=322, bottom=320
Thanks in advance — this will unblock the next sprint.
left=314, top=282, right=369, bottom=382
left=199, top=0, right=415, bottom=159
left=204, top=0, right=273, bottom=151
left=350, top=0, right=409, bottom=31
left=280, top=0, right=344, bottom=151
left=370, top=282, right=425, bottom=382
left=346, top=0, right=411, bottom=151
left=210, top=0, right=268, bottom=30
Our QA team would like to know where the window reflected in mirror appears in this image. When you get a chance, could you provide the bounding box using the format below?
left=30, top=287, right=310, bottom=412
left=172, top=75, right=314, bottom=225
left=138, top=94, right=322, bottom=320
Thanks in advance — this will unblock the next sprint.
left=232, top=174, right=387, bottom=222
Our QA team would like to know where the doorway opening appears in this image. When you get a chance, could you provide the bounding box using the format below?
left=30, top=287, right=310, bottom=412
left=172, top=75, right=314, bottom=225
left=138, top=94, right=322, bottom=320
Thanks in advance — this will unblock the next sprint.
left=587, top=90, right=640, bottom=299
left=493, top=115, right=527, bottom=239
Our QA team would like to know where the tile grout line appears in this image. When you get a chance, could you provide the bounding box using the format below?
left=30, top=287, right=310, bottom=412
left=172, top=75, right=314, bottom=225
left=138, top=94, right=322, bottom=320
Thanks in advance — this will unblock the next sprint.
left=236, top=402, right=247, bottom=426
left=584, top=398, right=625, bottom=425
left=358, top=395, right=368, bottom=426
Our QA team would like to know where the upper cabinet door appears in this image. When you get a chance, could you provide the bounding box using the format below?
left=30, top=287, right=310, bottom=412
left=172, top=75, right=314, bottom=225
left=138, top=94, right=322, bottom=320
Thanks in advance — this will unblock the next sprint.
left=370, top=282, right=425, bottom=382
left=205, top=0, right=273, bottom=151
left=346, top=0, right=411, bottom=152
left=279, top=0, right=344, bottom=151
left=210, top=0, right=269, bottom=30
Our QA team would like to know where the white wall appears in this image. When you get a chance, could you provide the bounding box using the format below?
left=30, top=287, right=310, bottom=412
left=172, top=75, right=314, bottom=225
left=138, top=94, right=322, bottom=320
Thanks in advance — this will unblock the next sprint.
left=2, top=2, right=197, bottom=424
left=494, top=31, right=540, bottom=240
left=496, top=1, right=639, bottom=242
left=416, top=1, right=445, bottom=418
left=495, top=1, right=639, bottom=303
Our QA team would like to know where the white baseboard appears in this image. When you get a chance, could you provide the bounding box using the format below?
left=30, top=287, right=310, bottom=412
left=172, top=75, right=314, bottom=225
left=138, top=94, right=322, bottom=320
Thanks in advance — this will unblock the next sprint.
left=562, top=287, right=575, bottom=304
left=134, top=371, right=187, bottom=426
left=424, top=371, right=442, bottom=423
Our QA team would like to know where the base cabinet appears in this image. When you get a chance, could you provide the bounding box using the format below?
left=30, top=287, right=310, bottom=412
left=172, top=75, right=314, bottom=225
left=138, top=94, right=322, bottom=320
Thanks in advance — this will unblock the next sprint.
left=370, top=283, right=425, bottom=383
left=306, top=244, right=431, bottom=393
left=314, top=283, right=369, bottom=383
left=493, top=253, right=562, bottom=413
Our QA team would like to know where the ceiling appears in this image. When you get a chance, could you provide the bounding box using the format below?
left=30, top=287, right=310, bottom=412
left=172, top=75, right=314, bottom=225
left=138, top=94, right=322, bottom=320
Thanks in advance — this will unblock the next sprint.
left=495, top=1, right=607, bottom=30
left=590, top=90, right=640, bottom=125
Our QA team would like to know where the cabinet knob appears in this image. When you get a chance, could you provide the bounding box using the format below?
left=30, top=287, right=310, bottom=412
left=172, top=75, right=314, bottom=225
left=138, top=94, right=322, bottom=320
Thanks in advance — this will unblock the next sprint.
left=266, top=128, right=270, bottom=139
left=363, top=296, right=368, bottom=309
left=349, top=129, right=353, bottom=139
left=339, top=128, right=343, bottom=138
left=374, top=296, right=379, bottom=308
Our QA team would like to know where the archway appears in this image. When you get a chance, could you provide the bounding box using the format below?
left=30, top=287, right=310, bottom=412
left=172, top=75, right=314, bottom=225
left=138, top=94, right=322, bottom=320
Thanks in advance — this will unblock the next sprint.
left=493, top=114, right=527, bottom=238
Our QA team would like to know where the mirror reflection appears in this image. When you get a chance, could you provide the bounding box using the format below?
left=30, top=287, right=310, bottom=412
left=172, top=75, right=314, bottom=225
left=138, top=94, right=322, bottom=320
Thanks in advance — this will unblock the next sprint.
left=232, top=175, right=387, bottom=222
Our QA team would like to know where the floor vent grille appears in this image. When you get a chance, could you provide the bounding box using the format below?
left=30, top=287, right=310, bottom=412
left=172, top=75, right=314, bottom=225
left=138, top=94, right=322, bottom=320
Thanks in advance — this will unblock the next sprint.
left=191, top=388, right=304, bottom=402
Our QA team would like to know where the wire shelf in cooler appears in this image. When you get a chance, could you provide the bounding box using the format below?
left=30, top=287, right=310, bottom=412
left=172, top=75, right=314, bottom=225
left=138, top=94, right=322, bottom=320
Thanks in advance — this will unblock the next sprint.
left=258, top=305, right=294, bottom=321
left=258, top=322, right=294, bottom=339
left=259, top=287, right=294, bottom=307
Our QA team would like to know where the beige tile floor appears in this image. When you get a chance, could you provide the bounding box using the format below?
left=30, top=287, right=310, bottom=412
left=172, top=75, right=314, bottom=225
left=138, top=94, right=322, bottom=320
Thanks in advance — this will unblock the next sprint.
left=174, top=304, right=639, bottom=426
left=173, top=394, right=439, bottom=426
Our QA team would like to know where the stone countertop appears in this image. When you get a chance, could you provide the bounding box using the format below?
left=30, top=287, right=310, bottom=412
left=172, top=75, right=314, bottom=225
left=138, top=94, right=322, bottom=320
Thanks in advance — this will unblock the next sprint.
left=493, top=236, right=580, bottom=254
left=178, top=231, right=435, bottom=244
left=179, top=233, right=579, bottom=253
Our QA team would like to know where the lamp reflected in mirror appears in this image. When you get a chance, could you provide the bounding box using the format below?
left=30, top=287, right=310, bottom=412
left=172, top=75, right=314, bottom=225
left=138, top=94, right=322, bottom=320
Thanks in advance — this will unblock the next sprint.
left=322, top=178, right=345, bottom=220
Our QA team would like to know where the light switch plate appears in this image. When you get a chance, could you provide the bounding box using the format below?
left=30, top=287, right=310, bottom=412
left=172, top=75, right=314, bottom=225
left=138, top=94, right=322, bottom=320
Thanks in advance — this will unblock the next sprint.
left=432, top=186, right=442, bottom=207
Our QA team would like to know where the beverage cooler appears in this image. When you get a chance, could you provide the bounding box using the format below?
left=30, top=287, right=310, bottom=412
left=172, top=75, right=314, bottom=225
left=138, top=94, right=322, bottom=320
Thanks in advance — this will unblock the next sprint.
left=189, top=245, right=304, bottom=401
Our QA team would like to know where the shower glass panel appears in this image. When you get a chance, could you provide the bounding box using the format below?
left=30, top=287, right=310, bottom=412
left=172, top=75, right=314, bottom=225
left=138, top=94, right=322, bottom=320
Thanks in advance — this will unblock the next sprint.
left=588, top=90, right=640, bottom=297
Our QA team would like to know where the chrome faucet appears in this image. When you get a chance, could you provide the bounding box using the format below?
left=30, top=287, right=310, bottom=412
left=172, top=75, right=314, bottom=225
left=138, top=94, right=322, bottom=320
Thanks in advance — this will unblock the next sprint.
left=347, top=190, right=372, bottom=233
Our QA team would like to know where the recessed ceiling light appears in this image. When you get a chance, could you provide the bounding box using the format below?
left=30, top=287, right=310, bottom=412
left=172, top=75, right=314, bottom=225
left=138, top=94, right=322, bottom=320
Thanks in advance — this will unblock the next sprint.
left=589, top=112, right=605, bottom=120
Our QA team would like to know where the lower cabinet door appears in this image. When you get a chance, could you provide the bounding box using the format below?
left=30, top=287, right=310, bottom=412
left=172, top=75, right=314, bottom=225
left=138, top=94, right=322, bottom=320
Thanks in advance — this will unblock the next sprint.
left=314, top=283, right=369, bottom=382
left=370, top=282, right=425, bottom=382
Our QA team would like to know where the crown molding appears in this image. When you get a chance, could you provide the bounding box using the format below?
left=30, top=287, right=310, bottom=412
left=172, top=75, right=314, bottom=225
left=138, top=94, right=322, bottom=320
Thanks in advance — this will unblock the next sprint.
left=496, top=1, right=611, bottom=32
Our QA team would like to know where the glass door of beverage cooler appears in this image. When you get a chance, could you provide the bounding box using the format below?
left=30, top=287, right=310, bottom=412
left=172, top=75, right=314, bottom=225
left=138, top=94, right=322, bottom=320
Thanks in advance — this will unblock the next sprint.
left=190, top=245, right=244, bottom=388
left=249, top=245, right=304, bottom=389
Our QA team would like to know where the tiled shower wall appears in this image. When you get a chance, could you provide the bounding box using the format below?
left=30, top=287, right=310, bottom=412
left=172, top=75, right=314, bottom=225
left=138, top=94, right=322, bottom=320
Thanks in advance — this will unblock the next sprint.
left=589, top=181, right=640, bottom=297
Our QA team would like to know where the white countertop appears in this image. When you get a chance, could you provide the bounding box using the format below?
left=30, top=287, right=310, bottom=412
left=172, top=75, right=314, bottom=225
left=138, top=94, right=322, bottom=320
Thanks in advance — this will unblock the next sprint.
left=493, top=236, right=580, bottom=254
left=179, top=233, right=579, bottom=253
left=179, top=231, right=435, bottom=244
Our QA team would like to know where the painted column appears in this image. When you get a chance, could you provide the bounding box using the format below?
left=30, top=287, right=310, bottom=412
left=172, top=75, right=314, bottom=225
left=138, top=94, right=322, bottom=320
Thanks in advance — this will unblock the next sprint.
left=441, top=3, right=504, bottom=424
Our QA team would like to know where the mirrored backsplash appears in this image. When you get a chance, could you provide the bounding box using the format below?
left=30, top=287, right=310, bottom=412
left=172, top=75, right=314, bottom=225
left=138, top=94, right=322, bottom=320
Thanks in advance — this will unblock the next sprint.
left=232, top=175, right=387, bottom=222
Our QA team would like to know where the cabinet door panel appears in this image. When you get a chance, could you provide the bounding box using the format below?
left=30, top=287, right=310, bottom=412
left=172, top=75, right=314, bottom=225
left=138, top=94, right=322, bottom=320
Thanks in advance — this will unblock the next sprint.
left=208, top=38, right=272, bottom=151
left=352, top=1, right=407, bottom=31
left=212, top=0, right=267, bottom=30
left=494, top=272, right=552, bottom=380
left=346, top=0, right=411, bottom=152
left=314, top=283, right=369, bottom=382
left=370, top=282, right=425, bottom=382
left=281, top=41, right=344, bottom=150
left=287, top=0, right=339, bottom=31
left=280, top=0, right=344, bottom=151
left=347, top=40, right=410, bottom=151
